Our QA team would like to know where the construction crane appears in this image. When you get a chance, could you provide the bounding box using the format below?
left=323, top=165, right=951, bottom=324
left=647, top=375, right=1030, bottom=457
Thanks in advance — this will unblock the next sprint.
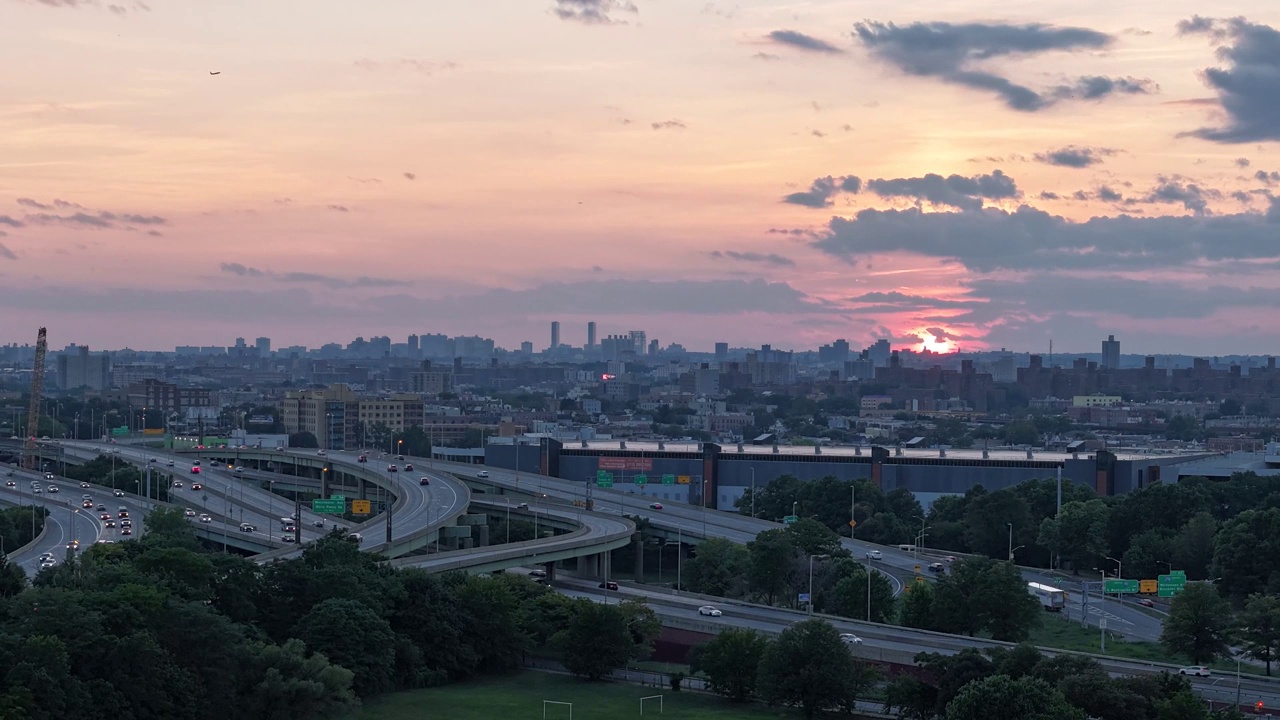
left=22, top=328, right=47, bottom=469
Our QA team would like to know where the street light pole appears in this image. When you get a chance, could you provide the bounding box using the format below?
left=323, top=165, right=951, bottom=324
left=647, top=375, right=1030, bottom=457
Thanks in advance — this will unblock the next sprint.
left=866, top=562, right=873, bottom=621
left=749, top=468, right=755, bottom=518
left=1007, top=522, right=1014, bottom=561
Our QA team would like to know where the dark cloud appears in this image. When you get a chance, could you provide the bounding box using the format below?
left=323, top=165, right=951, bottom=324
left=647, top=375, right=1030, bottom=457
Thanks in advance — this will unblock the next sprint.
left=651, top=120, right=686, bottom=130
left=0, top=216, right=25, bottom=227
left=16, top=198, right=52, bottom=210
left=1039, top=191, right=1061, bottom=200
left=1097, top=185, right=1124, bottom=202
left=15, top=199, right=165, bottom=229
left=708, top=250, right=796, bottom=267
left=107, top=4, right=125, bottom=14
left=218, top=263, right=410, bottom=288
left=552, top=0, right=637, bottom=24
left=1236, top=157, right=1252, bottom=167
left=1256, top=170, right=1280, bottom=185
left=0, top=243, right=14, bottom=260
left=1034, top=146, right=1116, bottom=168
left=752, top=52, right=780, bottom=61
left=781, top=175, right=861, bottom=208
left=347, top=176, right=382, bottom=184
left=766, top=30, right=844, bottom=54
left=403, top=172, right=416, bottom=180
left=765, top=227, right=814, bottom=236
left=853, top=20, right=1152, bottom=111
left=811, top=202, right=1280, bottom=273
left=1137, top=178, right=1221, bottom=215
left=970, top=274, right=1280, bottom=322
left=811, top=129, right=826, bottom=138
left=327, top=205, right=350, bottom=212
left=864, top=170, right=1019, bottom=211
left=848, top=291, right=982, bottom=311
left=274, top=198, right=293, bottom=205
left=1181, top=17, right=1280, bottom=142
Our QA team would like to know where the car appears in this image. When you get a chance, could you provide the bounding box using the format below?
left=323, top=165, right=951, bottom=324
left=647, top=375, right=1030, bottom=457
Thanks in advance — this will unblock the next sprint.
left=865, top=550, right=883, bottom=560
left=190, top=466, right=201, bottom=474
left=698, top=605, right=723, bottom=617
left=111, top=448, right=121, bottom=454
left=313, top=519, right=325, bottom=528
left=100, top=513, right=111, bottom=520
left=317, top=450, right=326, bottom=456
left=649, top=502, right=664, bottom=510
left=104, top=520, right=116, bottom=528
left=404, top=463, right=414, bottom=471
left=396, top=455, right=405, bottom=461
left=839, top=633, right=863, bottom=645
left=239, top=523, right=255, bottom=532
left=517, top=502, right=529, bottom=510
left=120, top=519, right=132, bottom=528
left=79, top=482, right=90, bottom=488
left=184, top=508, right=196, bottom=517
left=47, top=485, right=58, bottom=493
left=66, top=541, right=80, bottom=550
left=944, top=555, right=957, bottom=562
left=148, top=457, right=157, bottom=463
left=40, top=560, right=55, bottom=569
left=275, top=446, right=285, bottom=452
left=121, top=527, right=132, bottom=536
left=1138, top=598, right=1156, bottom=608
left=476, top=470, right=490, bottom=478
left=32, top=487, right=41, bottom=494
left=357, top=455, right=367, bottom=463
left=192, top=460, right=201, bottom=466
left=198, top=514, right=212, bottom=523
left=96, top=504, right=106, bottom=511
left=191, top=483, right=202, bottom=490
left=81, top=500, right=93, bottom=508
left=1179, top=666, right=1210, bottom=677
left=45, top=473, right=54, bottom=480
left=166, top=460, right=175, bottom=466
left=419, top=477, right=430, bottom=486
left=4, top=480, right=13, bottom=487
left=927, top=562, right=945, bottom=573
left=234, top=466, right=244, bottom=472
left=599, top=580, right=619, bottom=590
left=281, top=535, right=296, bottom=543
left=528, top=569, right=547, bottom=578
left=173, top=480, right=184, bottom=488
left=387, top=465, right=398, bottom=472
left=118, top=510, right=129, bottom=518
left=82, top=493, right=92, bottom=500
left=113, top=489, right=124, bottom=497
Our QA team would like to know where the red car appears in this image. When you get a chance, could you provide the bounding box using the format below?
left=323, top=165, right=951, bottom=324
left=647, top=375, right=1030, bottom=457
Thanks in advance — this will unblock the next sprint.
left=190, top=466, right=201, bottom=474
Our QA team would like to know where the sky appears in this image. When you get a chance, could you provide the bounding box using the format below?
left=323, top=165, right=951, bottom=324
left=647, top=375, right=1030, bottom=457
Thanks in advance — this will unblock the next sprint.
left=3, top=0, right=1280, bottom=356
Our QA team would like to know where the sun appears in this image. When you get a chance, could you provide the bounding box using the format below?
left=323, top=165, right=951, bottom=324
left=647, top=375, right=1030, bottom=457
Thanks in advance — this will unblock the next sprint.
left=915, top=328, right=957, bottom=353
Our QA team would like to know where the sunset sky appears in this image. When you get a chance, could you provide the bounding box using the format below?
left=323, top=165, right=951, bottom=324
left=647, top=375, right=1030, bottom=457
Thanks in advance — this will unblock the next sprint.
left=3, top=0, right=1280, bottom=355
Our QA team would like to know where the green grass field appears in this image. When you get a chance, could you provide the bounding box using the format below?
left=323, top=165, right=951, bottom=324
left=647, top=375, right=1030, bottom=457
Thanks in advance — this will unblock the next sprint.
left=354, top=671, right=800, bottom=720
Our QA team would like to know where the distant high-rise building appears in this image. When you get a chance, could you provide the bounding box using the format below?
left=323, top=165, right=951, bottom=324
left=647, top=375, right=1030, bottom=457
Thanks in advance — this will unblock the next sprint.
left=819, top=338, right=850, bottom=363
left=255, top=337, right=271, bottom=356
left=648, top=339, right=659, bottom=356
left=551, top=321, right=560, bottom=350
left=56, top=345, right=110, bottom=391
left=587, top=321, right=597, bottom=348
left=1102, top=334, right=1120, bottom=368
left=628, top=330, right=646, bottom=354
left=715, top=342, right=729, bottom=362
left=407, top=334, right=419, bottom=354
left=867, top=339, right=891, bottom=367
left=520, top=341, right=533, bottom=354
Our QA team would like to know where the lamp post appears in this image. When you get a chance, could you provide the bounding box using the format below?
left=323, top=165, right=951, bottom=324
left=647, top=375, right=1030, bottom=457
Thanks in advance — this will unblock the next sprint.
left=1007, top=522, right=1014, bottom=561
left=749, top=468, right=755, bottom=518
left=913, top=515, right=928, bottom=560
left=865, top=561, right=875, bottom=621
left=1106, top=556, right=1123, bottom=583
left=808, top=554, right=829, bottom=615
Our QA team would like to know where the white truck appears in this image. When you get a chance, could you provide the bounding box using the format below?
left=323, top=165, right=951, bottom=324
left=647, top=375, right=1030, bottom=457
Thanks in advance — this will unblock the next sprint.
left=1028, top=582, right=1066, bottom=611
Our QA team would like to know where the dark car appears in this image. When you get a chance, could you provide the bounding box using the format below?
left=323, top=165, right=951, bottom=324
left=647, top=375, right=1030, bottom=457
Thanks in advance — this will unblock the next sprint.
left=404, top=463, right=414, bottom=472
left=599, top=581, right=619, bottom=590
left=927, top=562, right=945, bottom=573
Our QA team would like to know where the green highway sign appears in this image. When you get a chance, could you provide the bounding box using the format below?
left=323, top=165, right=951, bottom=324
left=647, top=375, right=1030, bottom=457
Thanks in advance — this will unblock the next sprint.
left=633, top=474, right=648, bottom=486
left=1171, top=570, right=1186, bottom=579
left=783, top=515, right=799, bottom=525
left=1104, top=579, right=1139, bottom=594
left=1157, top=573, right=1187, bottom=598
left=595, top=471, right=614, bottom=488
left=111, top=426, right=129, bottom=436
left=312, top=497, right=346, bottom=514
left=661, top=474, right=675, bottom=485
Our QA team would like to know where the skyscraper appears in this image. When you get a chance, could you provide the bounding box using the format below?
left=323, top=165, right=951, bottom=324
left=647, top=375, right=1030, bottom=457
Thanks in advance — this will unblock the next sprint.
left=628, top=330, right=646, bottom=354
left=1102, top=335, right=1120, bottom=368
left=587, top=321, right=597, bottom=348
left=715, top=342, right=728, bottom=362
left=255, top=337, right=271, bottom=355
left=550, top=321, right=561, bottom=350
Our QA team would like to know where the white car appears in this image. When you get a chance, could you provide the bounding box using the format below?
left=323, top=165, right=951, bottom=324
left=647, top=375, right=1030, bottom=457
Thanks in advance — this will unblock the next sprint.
left=166, top=460, right=175, bottom=467
left=281, top=535, right=296, bottom=543
left=476, top=470, right=490, bottom=478
left=198, top=514, right=212, bottom=523
left=44, top=473, right=54, bottom=480
left=317, top=450, right=326, bottom=456
left=234, top=466, right=244, bottom=472
left=865, top=550, right=882, bottom=560
left=840, top=633, right=863, bottom=645
left=79, top=482, right=90, bottom=488
left=1178, top=666, right=1210, bottom=677
left=698, top=605, right=723, bottom=617
left=183, top=508, right=196, bottom=517
left=47, top=485, right=58, bottom=493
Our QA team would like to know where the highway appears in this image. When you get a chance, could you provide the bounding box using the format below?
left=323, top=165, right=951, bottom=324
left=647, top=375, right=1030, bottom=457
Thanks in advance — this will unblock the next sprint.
left=555, top=576, right=1280, bottom=709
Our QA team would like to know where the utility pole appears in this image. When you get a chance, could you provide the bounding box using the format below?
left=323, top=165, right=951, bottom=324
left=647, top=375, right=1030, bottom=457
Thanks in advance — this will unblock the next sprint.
left=295, top=499, right=302, bottom=544
left=385, top=490, right=393, bottom=544
left=850, top=485, right=856, bottom=538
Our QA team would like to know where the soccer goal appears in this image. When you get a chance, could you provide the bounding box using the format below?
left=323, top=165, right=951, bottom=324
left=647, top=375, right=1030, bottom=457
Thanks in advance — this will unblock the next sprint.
left=542, top=700, right=572, bottom=720
left=640, top=695, right=664, bottom=715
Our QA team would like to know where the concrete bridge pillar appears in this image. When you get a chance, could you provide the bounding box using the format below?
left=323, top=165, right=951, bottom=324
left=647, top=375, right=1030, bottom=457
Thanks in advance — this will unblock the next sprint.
left=320, top=468, right=330, bottom=498
left=580, top=553, right=598, bottom=578
left=544, top=562, right=556, bottom=582
left=633, top=535, right=644, bottom=583
left=475, top=524, right=489, bottom=548
left=358, top=479, right=369, bottom=500
left=599, top=550, right=611, bottom=580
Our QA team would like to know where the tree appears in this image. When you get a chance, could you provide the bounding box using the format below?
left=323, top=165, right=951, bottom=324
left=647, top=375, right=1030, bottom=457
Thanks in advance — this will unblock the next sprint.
left=1161, top=582, right=1232, bottom=664
left=1238, top=593, right=1280, bottom=675
left=1121, top=529, right=1177, bottom=582
left=964, top=490, right=1032, bottom=559
left=1212, top=508, right=1280, bottom=600
left=288, top=431, right=319, bottom=449
left=689, top=629, right=769, bottom=702
left=747, top=529, right=799, bottom=606
left=241, top=639, right=357, bottom=720
left=0, top=552, right=26, bottom=598
left=933, top=558, right=1041, bottom=641
left=682, top=538, right=749, bottom=597
left=757, top=619, right=864, bottom=720
left=785, top=518, right=846, bottom=557
left=557, top=599, right=633, bottom=680
left=1039, top=499, right=1110, bottom=573
left=831, top=567, right=896, bottom=624
left=899, top=579, right=936, bottom=630
left=294, top=598, right=397, bottom=696
left=945, top=675, right=1085, bottom=720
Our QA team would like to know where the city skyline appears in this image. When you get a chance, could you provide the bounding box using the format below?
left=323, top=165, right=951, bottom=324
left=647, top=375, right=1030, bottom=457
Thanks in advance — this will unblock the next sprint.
left=3, top=1, right=1280, bottom=353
